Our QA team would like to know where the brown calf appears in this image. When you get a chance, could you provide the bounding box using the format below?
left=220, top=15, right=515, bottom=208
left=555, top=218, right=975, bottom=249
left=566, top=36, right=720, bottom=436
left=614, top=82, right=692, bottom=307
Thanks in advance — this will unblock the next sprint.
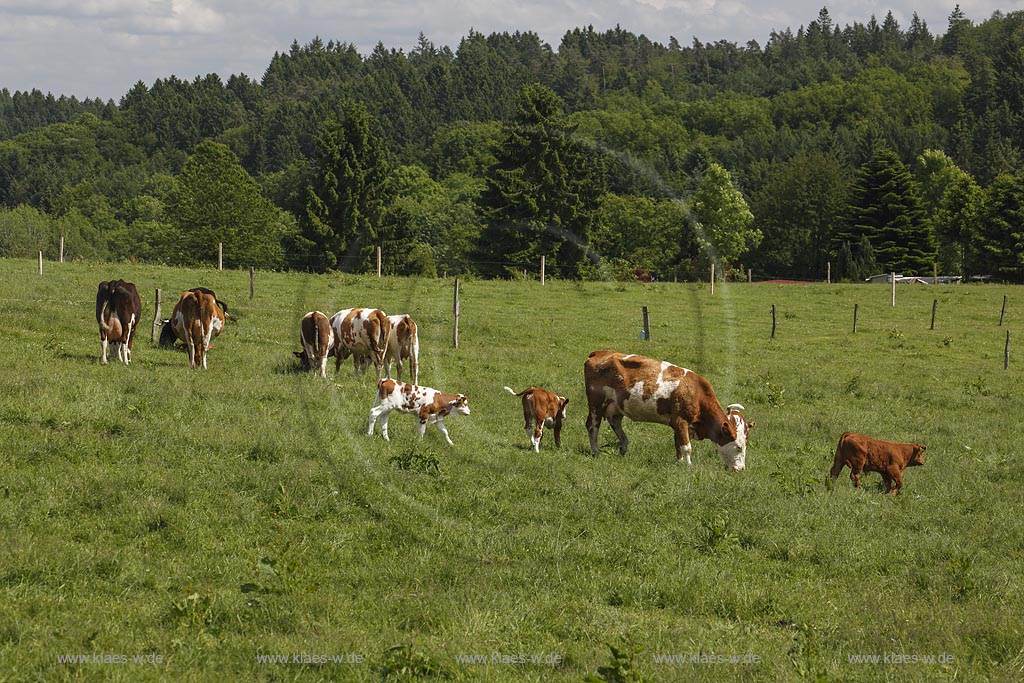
left=829, top=432, right=926, bottom=495
left=170, top=289, right=225, bottom=369
left=504, top=386, right=568, bottom=452
left=96, top=279, right=142, bottom=365
left=294, top=311, right=334, bottom=378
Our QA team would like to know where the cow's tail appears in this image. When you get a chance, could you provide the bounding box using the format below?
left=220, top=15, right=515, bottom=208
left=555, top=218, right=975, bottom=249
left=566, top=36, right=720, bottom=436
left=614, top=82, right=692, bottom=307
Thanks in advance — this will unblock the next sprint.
left=98, top=298, right=113, bottom=333
left=504, top=386, right=528, bottom=397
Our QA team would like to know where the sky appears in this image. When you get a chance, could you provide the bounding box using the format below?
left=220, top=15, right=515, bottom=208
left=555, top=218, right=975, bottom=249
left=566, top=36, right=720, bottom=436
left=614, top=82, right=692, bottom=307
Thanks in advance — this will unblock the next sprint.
left=0, top=1, right=1018, bottom=102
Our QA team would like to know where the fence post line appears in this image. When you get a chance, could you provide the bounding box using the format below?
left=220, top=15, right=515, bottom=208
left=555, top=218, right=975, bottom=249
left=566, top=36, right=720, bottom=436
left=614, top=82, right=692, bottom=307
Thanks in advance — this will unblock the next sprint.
left=59, top=235, right=64, bottom=263
left=827, top=261, right=831, bottom=284
left=710, top=263, right=715, bottom=296
left=933, top=262, right=938, bottom=284
left=930, top=299, right=937, bottom=330
left=37, top=251, right=42, bottom=275
left=1005, top=330, right=1010, bottom=370
left=218, top=242, right=223, bottom=271
left=771, top=304, right=777, bottom=338
left=452, top=277, right=460, bottom=349
left=250, top=266, right=255, bottom=300
left=641, top=306, right=651, bottom=341
left=891, top=272, right=896, bottom=307
left=748, top=268, right=752, bottom=284
left=853, top=303, right=859, bottom=334
left=376, top=246, right=382, bottom=277
left=151, top=288, right=162, bottom=343
left=540, top=255, right=545, bottom=286
left=1000, top=295, right=1007, bottom=326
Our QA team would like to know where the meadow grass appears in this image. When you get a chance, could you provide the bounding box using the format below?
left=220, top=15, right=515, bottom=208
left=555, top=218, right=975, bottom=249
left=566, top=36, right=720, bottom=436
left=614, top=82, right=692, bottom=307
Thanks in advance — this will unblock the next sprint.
left=0, top=258, right=1021, bottom=682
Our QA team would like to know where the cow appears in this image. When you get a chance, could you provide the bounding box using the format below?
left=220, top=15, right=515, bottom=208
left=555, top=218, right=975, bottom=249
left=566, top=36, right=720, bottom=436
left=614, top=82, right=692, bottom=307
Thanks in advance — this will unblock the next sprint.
left=829, top=432, right=926, bottom=495
left=584, top=350, right=752, bottom=470
left=504, top=386, right=568, bottom=452
left=330, top=308, right=391, bottom=380
left=159, top=288, right=230, bottom=349
left=383, top=314, right=420, bottom=384
left=293, top=311, right=335, bottom=378
left=96, top=279, right=142, bottom=365
left=170, top=289, right=225, bottom=369
left=367, top=379, right=470, bottom=445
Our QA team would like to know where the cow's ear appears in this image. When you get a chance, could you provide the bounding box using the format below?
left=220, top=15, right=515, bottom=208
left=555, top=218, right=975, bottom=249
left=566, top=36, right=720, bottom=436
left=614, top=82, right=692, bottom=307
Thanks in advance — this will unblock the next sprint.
left=748, top=420, right=756, bottom=430
left=722, top=420, right=736, bottom=439
left=293, top=351, right=303, bottom=358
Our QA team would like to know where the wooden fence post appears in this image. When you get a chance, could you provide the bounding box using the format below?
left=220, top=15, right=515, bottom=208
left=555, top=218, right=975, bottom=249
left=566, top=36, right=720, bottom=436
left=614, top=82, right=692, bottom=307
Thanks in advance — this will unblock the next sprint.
left=710, top=263, right=715, bottom=295
left=540, top=255, right=545, bottom=286
left=641, top=306, right=651, bottom=341
left=891, top=272, right=896, bottom=307
left=1005, top=330, right=1011, bottom=370
left=930, top=299, right=937, bottom=330
left=453, top=277, right=460, bottom=349
left=827, top=261, right=831, bottom=284
left=376, top=246, right=382, bottom=277
left=1000, top=295, right=1007, bottom=326
left=151, top=288, right=162, bottom=343
left=38, top=251, right=42, bottom=275
left=853, top=303, right=859, bottom=334
left=59, top=235, right=64, bottom=263
left=250, top=266, right=255, bottom=299
left=771, top=304, right=777, bottom=338
left=218, top=242, right=223, bottom=271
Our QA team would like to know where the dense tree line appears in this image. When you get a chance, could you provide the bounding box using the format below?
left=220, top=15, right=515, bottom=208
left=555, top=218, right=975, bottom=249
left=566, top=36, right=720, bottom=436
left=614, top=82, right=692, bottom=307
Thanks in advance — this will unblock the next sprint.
left=1, top=6, right=1023, bottom=281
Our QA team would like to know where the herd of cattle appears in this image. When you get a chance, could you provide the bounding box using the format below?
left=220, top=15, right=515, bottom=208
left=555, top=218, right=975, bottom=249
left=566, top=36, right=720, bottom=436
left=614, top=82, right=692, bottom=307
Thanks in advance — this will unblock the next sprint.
left=94, top=279, right=927, bottom=494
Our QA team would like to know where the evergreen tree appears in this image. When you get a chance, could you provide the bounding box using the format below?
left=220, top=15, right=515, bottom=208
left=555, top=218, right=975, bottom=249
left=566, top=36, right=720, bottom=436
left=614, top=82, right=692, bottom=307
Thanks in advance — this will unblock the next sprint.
left=978, top=170, right=1024, bottom=282
left=476, top=83, right=606, bottom=278
left=303, top=100, right=393, bottom=271
left=841, top=146, right=935, bottom=274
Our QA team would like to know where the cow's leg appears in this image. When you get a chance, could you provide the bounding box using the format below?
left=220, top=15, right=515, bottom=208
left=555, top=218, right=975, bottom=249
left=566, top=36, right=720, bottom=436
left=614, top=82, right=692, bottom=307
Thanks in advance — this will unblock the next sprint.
left=319, top=354, right=329, bottom=379
left=417, top=418, right=428, bottom=439
left=434, top=418, right=454, bottom=446
left=380, top=411, right=391, bottom=441
left=850, top=464, right=862, bottom=488
left=100, top=335, right=109, bottom=364
left=409, top=354, right=418, bottom=385
left=586, top=407, right=603, bottom=456
left=672, top=418, right=692, bottom=464
left=122, top=317, right=135, bottom=364
left=608, top=414, right=628, bottom=456
left=532, top=421, right=543, bottom=452
left=367, top=404, right=385, bottom=437
left=887, top=468, right=903, bottom=495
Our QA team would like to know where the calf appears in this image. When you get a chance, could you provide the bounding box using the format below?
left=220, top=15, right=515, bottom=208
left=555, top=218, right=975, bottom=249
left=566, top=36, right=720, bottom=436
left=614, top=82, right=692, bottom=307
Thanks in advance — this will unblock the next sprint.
left=294, top=311, right=334, bottom=378
left=170, top=289, right=225, bottom=369
left=96, top=279, right=142, bottom=365
left=384, top=314, right=420, bottom=384
left=368, top=379, right=470, bottom=445
left=504, top=386, right=568, bottom=452
left=829, top=432, right=926, bottom=495
left=330, top=308, right=391, bottom=380
left=584, top=350, right=750, bottom=470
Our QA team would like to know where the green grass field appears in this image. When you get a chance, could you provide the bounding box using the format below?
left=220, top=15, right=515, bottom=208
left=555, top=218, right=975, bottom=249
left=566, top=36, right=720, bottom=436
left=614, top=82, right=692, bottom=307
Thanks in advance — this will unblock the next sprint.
left=0, top=258, right=1021, bottom=682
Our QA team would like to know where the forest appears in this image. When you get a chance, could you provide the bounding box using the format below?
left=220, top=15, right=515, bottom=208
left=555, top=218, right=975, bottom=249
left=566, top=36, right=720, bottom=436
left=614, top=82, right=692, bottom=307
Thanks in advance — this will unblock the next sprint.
left=1, top=5, right=1023, bottom=282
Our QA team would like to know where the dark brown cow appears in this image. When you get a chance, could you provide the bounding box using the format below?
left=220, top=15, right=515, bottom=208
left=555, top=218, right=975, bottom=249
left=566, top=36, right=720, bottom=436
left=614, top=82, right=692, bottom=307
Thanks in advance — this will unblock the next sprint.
left=330, top=308, right=391, bottom=380
left=367, top=379, right=470, bottom=444
left=293, top=311, right=334, bottom=378
left=584, top=350, right=752, bottom=470
left=504, top=386, right=568, bottom=452
left=829, top=432, right=926, bottom=495
left=170, top=289, right=225, bottom=369
left=96, top=279, right=142, bottom=365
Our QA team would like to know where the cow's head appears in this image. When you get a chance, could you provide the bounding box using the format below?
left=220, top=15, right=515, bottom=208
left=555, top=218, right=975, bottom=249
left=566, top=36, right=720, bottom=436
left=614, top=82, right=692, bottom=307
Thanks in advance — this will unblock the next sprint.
left=451, top=395, right=471, bottom=416
left=717, top=404, right=754, bottom=471
left=293, top=350, right=311, bottom=369
left=909, top=444, right=926, bottom=467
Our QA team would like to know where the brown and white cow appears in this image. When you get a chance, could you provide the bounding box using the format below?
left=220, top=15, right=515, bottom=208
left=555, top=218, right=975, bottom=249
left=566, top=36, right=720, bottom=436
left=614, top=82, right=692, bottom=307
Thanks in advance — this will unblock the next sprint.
left=383, top=314, right=420, bottom=384
left=584, top=350, right=752, bottom=470
left=96, top=279, right=142, bottom=365
left=293, top=311, right=334, bottom=378
left=829, top=432, right=926, bottom=495
left=330, top=308, right=391, bottom=380
left=170, top=289, right=225, bottom=369
left=504, top=386, right=568, bottom=452
left=368, top=379, right=470, bottom=445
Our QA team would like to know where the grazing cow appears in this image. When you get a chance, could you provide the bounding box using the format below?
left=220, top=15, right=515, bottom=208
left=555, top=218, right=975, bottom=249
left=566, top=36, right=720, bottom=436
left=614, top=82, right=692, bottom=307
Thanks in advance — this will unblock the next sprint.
left=330, top=308, right=391, bottom=380
left=383, top=314, right=420, bottom=384
left=170, top=289, right=225, bottom=369
left=504, top=386, right=568, bottom=452
left=584, top=350, right=751, bottom=470
left=96, top=279, right=142, bottom=365
left=293, top=311, right=335, bottom=378
left=368, top=379, right=470, bottom=445
left=159, top=288, right=230, bottom=349
left=829, top=432, right=926, bottom=495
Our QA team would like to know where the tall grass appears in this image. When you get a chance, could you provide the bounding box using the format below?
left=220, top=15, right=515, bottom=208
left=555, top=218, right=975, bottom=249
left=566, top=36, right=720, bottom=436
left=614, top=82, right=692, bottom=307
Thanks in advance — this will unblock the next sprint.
left=0, top=258, right=1021, bottom=682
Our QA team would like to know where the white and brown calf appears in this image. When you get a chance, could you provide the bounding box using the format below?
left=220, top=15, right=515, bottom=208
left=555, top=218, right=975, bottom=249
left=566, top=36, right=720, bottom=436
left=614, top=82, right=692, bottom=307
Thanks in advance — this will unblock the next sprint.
left=584, top=350, right=753, bottom=470
left=330, top=308, right=391, bottom=380
left=294, top=311, right=334, bottom=378
left=368, top=379, right=470, bottom=445
left=170, top=289, right=225, bottom=370
left=504, top=386, right=568, bottom=452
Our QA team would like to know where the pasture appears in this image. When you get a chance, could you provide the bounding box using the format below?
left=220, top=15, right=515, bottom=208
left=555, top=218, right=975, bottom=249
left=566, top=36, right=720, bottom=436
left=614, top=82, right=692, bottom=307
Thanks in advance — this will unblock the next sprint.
left=0, top=258, right=1021, bottom=682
